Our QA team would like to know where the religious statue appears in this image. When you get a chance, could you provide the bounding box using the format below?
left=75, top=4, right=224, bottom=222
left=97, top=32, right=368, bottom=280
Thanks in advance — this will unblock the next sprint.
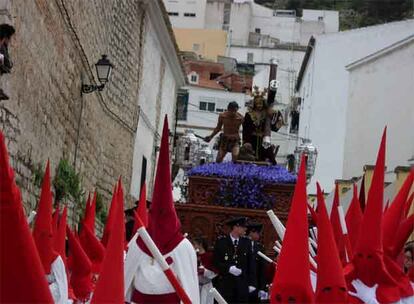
left=204, top=101, right=244, bottom=163
left=242, top=87, right=273, bottom=162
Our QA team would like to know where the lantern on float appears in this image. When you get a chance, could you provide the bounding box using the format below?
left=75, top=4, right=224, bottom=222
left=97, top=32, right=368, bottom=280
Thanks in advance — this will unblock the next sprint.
left=294, top=139, right=318, bottom=182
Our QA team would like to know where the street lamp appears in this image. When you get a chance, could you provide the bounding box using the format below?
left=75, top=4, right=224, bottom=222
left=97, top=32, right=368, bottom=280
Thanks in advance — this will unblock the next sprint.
left=81, top=55, right=113, bottom=94
left=294, top=139, right=318, bottom=182
left=74, top=55, right=113, bottom=168
left=176, top=129, right=200, bottom=168
left=198, top=144, right=214, bottom=165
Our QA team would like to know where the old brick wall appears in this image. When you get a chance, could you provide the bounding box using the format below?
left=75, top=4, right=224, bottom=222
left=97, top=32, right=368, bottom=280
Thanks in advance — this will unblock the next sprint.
left=0, top=0, right=147, bottom=215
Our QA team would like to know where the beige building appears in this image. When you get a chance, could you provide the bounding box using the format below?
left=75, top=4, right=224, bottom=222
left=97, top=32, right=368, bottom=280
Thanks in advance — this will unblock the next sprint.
left=173, top=28, right=227, bottom=61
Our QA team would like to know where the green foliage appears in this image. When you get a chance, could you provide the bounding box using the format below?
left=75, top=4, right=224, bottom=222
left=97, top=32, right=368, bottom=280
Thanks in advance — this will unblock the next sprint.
left=95, top=191, right=108, bottom=224
left=31, top=158, right=108, bottom=226
left=31, top=162, right=44, bottom=188
left=257, top=0, right=413, bottom=30
left=286, top=0, right=304, bottom=16
left=53, top=159, right=84, bottom=208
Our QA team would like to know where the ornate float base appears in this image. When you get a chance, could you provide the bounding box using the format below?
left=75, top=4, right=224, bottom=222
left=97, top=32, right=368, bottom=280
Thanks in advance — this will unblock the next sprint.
left=176, top=176, right=295, bottom=254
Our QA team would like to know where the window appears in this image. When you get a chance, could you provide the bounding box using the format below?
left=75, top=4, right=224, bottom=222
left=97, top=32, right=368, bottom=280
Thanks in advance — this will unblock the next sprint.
left=223, top=2, right=231, bottom=30
left=247, top=53, right=254, bottom=64
left=189, top=72, right=198, bottom=84
left=168, top=12, right=179, bottom=16
left=176, top=90, right=188, bottom=120
left=290, top=110, right=299, bottom=134
left=199, top=101, right=215, bottom=112
left=216, top=108, right=224, bottom=113
left=209, top=73, right=221, bottom=80
left=184, top=13, right=196, bottom=17
left=192, top=43, right=200, bottom=51
left=199, top=102, right=207, bottom=111
left=255, top=28, right=261, bottom=34
left=318, top=16, right=324, bottom=21
left=273, top=10, right=296, bottom=17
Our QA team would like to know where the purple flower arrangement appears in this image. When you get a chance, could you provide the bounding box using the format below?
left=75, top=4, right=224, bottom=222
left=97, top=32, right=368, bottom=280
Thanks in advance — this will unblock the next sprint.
left=187, top=162, right=296, bottom=209
left=187, top=162, right=297, bottom=184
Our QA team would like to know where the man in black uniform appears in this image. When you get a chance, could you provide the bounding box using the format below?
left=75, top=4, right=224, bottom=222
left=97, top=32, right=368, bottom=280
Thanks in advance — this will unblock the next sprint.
left=213, top=217, right=257, bottom=303
left=246, top=222, right=268, bottom=303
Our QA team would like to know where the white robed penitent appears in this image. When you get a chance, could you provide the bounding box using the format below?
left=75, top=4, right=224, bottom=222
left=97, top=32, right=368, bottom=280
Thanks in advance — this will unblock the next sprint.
left=125, top=233, right=200, bottom=304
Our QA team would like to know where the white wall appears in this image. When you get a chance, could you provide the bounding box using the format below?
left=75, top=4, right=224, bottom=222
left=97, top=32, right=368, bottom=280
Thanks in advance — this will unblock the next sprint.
left=230, top=47, right=305, bottom=106
left=131, top=18, right=179, bottom=199
left=178, top=1, right=338, bottom=48
left=343, top=38, right=414, bottom=179
left=252, top=3, right=301, bottom=44
left=227, top=4, right=338, bottom=47
left=163, top=0, right=207, bottom=29
left=299, top=21, right=325, bottom=45
left=228, top=2, right=252, bottom=46
left=159, top=64, right=177, bottom=133
left=297, top=20, right=414, bottom=194
left=205, top=1, right=225, bottom=30
left=302, top=9, right=339, bottom=33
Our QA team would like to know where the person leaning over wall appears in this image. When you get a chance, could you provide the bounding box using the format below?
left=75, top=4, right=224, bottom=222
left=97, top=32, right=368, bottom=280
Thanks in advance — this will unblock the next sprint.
left=0, top=23, right=15, bottom=101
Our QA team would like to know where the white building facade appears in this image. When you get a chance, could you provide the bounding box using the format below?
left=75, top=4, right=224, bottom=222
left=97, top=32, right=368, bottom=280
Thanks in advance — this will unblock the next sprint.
left=176, top=85, right=249, bottom=138
left=162, top=0, right=340, bottom=166
left=204, top=2, right=338, bottom=46
left=230, top=47, right=306, bottom=163
left=296, top=20, right=414, bottom=193
left=343, top=35, right=414, bottom=180
left=204, top=1, right=339, bottom=165
left=163, top=0, right=207, bottom=29
left=130, top=1, right=186, bottom=199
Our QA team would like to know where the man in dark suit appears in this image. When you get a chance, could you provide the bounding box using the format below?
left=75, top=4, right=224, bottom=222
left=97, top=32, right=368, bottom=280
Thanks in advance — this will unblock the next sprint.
left=247, top=222, right=268, bottom=303
left=213, top=217, right=257, bottom=303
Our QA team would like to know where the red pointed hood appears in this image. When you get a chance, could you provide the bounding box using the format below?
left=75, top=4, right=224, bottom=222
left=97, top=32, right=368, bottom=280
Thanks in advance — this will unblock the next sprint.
left=270, top=155, right=314, bottom=304
left=404, top=193, right=414, bottom=218
left=384, top=200, right=390, bottom=213
left=79, top=225, right=106, bottom=274
left=383, top=171, right=413, bottom=252
left=54, top=206, right=67, bottom=264
left=383, top=254, right=414, bottom=298
left=83, top=193, right=91, bottom=224
left=345, top=184, right=363, bottom=249
left=330, top=183, right=347, bottom=264
left=52, top=204, right=60, bottom=234
left=0, top=131, right=53, bottom=303
left=33, top=161, right=59, bottom=274
left=359, top=174, right=366, bottom=212
left=67, top=226, right=93, bottom=301
left=315, top=183, right=348, bottom=303
left=84, top=191, right=96, bottom=233
left=91, top=179, right=125, bottom=303
left=391, top=214, right=414, bottom=259
left=307, top=202, right=318, bottom=226
left=133, top=183, right=148, bottom=233
left=351, top=128, right=396, bottom=287
left=137, top=116, right=183, bottom=255
left=404, top=192, right=413, bottom=218
left=101, top=184, right=118, bottom=247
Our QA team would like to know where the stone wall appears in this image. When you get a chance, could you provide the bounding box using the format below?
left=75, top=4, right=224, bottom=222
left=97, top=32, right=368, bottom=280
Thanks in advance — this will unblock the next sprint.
left=0, top=0, right=148, bottom=214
